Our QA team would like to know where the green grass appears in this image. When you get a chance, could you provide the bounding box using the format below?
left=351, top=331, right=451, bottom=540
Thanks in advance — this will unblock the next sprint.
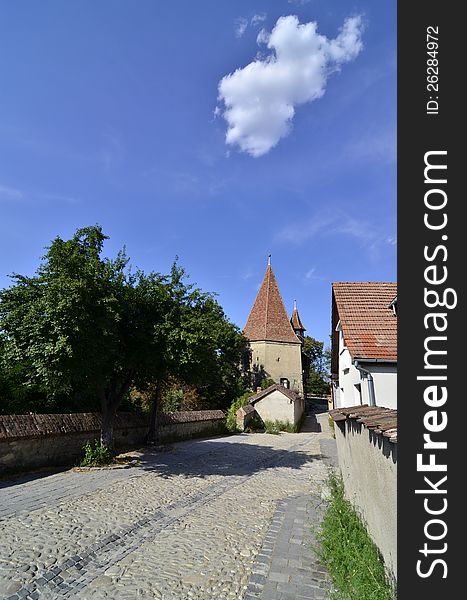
left=317, top=473, right=395, bottom=600
left=264, top=419, right=301, bottom=434
left=328, top=415, right=335, bottom=438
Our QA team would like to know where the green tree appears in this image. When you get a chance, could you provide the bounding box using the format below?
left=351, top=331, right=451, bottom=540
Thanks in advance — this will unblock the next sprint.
left=0, top=226, right=170, bottom=447
left=302, top=336, right=331, bottom=397
left=143, top=263, right=249, bottom=443
left=0, top=226, right=248, bottom=447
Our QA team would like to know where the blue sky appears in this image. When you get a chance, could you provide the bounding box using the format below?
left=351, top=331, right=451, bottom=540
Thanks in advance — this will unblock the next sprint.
left=0, top=0, right=396, bottom=346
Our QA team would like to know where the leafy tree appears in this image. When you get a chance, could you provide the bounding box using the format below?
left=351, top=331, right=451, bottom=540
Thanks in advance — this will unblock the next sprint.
left=0, top=226, right=248, bottom=447
left=302, top=336, right=331, bottom=397
left=0, top=226, right=169, bottom=447
left=143, top=263, right=249, bottom=442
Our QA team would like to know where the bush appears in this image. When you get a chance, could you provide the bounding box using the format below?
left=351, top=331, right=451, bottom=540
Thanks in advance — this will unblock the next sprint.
left=226, top=391, right=255, bottom=432
left=260, top=377, right=276, bottom=389
left=264, top=419, right=299, bottom=434
left=264, top=420, right=282, bottom=434
left=80, top=440, right=114, bottom=467
left=317, top=472, right=394, bottom=600
left=328, top=415, right=335, bottom=438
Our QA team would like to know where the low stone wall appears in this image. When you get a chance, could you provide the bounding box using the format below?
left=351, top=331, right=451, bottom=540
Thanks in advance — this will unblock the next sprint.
left=329, top=405, right=397, bottom=588
left=158, top=411, right=226, bottom=442
left=0, top=410, right=225, bottom=475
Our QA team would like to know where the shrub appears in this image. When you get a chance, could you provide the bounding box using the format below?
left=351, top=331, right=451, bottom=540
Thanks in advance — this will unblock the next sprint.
left=80, top=440, right=114, bottom=467
left=226, top=391, right=255, bottom=432
left=264, top=420, right=282, bottom=434
left=328, top=415, right=335, bottom=438
left=260, top=377, right=276, bottom=389
left=317, top=472, right=394, bottom=600
left=264, top=419, right=298, bottom=434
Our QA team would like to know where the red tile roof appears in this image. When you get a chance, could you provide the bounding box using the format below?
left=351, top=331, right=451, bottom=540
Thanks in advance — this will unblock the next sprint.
left=290, top=306, right=305, bottom=332
left=244, top=265, right=301, bottom=344
left=249, top=383, right=302, bottom=404
left=332, top=282, right=397, bottom=361
left=329, top=404, right=397, bottom=443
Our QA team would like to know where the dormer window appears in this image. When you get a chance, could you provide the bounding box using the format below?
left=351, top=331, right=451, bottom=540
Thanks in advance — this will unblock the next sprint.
left=388, top=296, right=397, bottom=317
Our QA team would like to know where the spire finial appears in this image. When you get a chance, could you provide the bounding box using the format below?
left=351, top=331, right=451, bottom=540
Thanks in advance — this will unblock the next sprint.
left=267, top=254, right=271, bottom=266
left=294, top=299, right=297, bottom=310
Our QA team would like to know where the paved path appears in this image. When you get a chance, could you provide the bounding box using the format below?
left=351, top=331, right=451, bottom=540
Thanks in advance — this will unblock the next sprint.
left=0, top=413, right=335, bottom=599
left=244, top=495, right=331, bottom=600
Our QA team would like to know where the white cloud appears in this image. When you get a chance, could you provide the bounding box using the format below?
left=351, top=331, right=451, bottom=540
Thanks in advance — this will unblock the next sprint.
left=346, top=128, right=396, bottom=164
left=256, top=28, right=270, bottom=45
left=235, top=17, right=248, bottom=38
left=276, top=208, right=395, bottom=261
left=303, top=266, right=326, bottom=283
left=0, top=184, right=23, bottom=201
left=288, top=0, right=312, bottom=5
left=235, top=14, right=267, bottom=38
left=0, top=184, right=78, bottom=204
left=218, top=15, right=364, bottom=157
left=251, top=13, right=267, bottom=26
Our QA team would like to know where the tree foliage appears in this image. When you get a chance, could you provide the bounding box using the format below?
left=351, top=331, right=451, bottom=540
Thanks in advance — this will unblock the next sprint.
left=0, top=226, right=248, bottom=446
left=302, top=336, right=331, bottom=397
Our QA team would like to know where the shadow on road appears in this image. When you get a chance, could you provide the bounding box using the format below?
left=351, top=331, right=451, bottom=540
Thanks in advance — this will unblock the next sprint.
left=300, top=414, right=322, bottom=433
left=134, top=436, right=322, bottom=479
left=0, top=467, right=66, bottom=489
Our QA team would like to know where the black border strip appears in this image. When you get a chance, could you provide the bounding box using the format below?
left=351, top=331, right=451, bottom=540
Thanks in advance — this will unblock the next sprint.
left=398, top=2, right=462, bottom=596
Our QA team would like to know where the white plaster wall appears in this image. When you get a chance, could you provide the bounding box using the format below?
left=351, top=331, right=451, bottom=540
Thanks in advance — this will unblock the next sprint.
left=250, top=341, right=303, bottom=395
left=336, top=326, right=397, bottom=409
left=337, top=345, right=364, bottom=408
left=367, top=365, right=397, bottom=409
left=254, top=390, right=295, bottom=424
left=334, top=420, right=397, bottom=586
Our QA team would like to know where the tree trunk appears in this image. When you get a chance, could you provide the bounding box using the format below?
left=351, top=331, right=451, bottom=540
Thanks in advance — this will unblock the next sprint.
left=101, top=398, right=115, bottom=449
left=146, top=381, right=162, bottom=445
left=99, top=373, right=134, bottom=449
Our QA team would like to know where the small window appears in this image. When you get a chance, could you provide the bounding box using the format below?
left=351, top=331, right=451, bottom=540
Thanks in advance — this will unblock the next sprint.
left=280, top=378, right=290, bottom=388
left=343, top=367, right=350, bottom=375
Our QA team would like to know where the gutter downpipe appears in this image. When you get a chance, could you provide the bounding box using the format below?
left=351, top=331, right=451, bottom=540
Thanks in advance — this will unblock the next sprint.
left=354, top=360, right=376, bottom=407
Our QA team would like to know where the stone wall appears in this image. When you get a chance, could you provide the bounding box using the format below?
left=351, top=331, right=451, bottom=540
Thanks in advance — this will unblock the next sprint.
left=0, top=410, right=225, bottom=475
left=330, top=406, right=397, bottom=587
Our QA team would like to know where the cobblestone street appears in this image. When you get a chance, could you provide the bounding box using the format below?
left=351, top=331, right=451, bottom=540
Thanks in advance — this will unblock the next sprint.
left=0, top=413, right=335, bottom=599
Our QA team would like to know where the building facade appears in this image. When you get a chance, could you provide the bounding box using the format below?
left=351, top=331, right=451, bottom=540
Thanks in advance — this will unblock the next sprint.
left=331, top=282, right=397, bottom=409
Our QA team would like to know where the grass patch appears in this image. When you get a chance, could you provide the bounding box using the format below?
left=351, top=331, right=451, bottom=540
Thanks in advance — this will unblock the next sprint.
left=80, top=440, right=114, bottom=467
left=328, top=415, right=335, bottom=438
left=264, top=419, right=301, bottom=434
left=317, top=473, right=394, bottom=600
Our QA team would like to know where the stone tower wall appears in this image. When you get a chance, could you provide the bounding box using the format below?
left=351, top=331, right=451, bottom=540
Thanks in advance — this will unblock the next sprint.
left=250, top=340, right=303, bottom=396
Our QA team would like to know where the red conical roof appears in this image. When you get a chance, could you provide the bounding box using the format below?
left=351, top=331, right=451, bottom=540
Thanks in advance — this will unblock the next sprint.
left=243, top=265, right=301, bottom=344
left=291, top=305, right=306, bottom=332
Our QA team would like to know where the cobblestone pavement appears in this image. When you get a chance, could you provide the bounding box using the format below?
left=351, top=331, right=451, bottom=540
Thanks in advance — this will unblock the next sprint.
left=0, top=413, right=335, bottom=599
left=244, top=496, right=332, bottom=600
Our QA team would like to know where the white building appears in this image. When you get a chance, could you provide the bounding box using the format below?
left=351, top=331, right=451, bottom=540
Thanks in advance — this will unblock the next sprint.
left=331, top=282, right=397, bottom=410
left=249, top=383, right=305, bottom=427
